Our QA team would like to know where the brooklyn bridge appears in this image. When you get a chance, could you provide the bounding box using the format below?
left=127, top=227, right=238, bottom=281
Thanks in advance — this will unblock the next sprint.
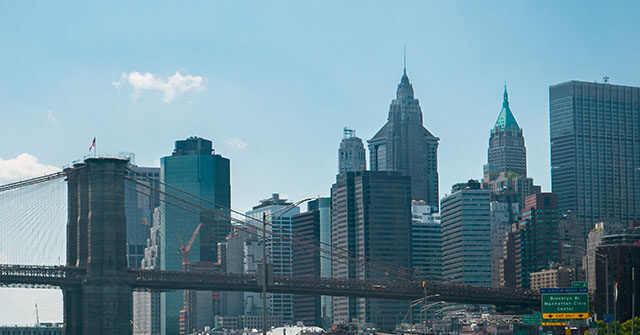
left=0, top=157, right=540, bottom=334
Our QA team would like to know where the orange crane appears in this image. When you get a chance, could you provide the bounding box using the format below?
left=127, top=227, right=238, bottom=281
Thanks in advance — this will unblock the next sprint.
left=178, top=223, right=203, bottom=265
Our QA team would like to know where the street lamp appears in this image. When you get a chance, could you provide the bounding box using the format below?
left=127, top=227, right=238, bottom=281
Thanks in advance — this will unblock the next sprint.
left=564, top=244, right=610, bottom=335
left=245, top=197, right=319, bottom=335
left=415, top=294, right=440, bottom=334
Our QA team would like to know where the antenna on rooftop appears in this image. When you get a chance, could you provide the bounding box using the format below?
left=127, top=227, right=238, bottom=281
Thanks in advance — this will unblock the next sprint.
left=603, top=76, right=610, bottom=84
left=35, top=302, right=40, bottom=327
left=402, top=43, right=409, bottom=75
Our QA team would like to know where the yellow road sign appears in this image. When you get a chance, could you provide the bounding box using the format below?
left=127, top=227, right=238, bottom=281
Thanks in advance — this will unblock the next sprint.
left=542, top=322, right=567, bottom=326
left=543, top=313, right=589, bottom=319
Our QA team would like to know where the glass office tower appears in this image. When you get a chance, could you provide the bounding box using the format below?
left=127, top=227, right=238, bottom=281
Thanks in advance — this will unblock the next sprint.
left=550, top=81, right=640, bottom=239
left=160, top=137, right=230, bottom=335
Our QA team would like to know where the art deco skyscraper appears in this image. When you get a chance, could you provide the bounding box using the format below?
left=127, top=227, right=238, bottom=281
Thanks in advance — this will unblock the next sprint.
left=368, top=70, right=439, bottom=207
left=338, top=127, right=366, bottom=173
left=487, top=86, right=527, bottom=177
left=550, top=81, right=640, bottom=238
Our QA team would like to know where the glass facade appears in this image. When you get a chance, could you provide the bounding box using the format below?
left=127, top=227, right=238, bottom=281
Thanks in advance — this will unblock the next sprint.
left=330, top=171, right=411, bottom=331
left=550, top=81, right=640, bottom=239
left=159, top=137, right=230, bottom=335
left=440, top=183, right=491, bottom=287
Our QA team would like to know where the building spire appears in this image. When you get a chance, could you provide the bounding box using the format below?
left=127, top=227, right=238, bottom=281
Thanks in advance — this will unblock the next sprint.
left=493, top=84, right=520, bottom=131
left=503, top=84, right=509, bottom=109
left=403, top=44, right=406, bottom=75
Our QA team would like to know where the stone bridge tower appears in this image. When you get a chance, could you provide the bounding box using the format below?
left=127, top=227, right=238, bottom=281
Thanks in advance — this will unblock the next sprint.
left=63, top=158, right=132, bottom=335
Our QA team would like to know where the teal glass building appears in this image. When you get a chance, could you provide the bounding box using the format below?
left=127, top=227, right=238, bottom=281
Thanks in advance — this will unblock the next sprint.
left=159, top=137, right=230, bottom=335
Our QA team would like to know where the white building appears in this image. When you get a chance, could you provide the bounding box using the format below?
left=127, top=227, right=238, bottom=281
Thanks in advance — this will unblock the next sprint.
left=133, top=208, right=162, bottom=335
left=245, top=194, right=299, bottom=324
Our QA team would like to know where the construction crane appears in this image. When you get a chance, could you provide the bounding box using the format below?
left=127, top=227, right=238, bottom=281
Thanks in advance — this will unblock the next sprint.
left=178, top=223, right=203, bottom=265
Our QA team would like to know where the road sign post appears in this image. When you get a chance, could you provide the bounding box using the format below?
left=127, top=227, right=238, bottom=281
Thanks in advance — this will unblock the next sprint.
left=572, top=281, right=588, bottom=288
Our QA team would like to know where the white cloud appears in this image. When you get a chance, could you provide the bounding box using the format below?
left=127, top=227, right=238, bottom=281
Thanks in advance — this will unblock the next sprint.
left=114, top=71, right=204, bottom=103
left=0, top=153, right=61, bottom=183
left=226, top=137, right=248, bottom=150
left=47, top=109, right=58, bottom=123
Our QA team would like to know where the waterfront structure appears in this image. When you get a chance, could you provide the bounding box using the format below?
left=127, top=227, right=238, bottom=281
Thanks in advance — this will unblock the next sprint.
left=550, top=81, right=640, bottom=239
left=368, top=69, right=439, bottom=207
left=440, top=180, right=491, bottom=287
left=133, top=208, right=162, bottom=335
left=486, top=86, right=527, bottom=177
left=338, top=128, right=366, bottom=173
left=214, top=315, right=283, bottom=330
left=125, top=164, right=160, bottom=268
left=330, top=171, right=411, bottom=331
left=529, top=266, right=575, bottom=291
left=594, top=226, right=640, bottom=321
left=160, top=136, right=231, bottom=335
left=246, top=194, right=300, bottom=324
left=514, top=193, right=561, bottom=289
left=411, top=200, right=442, bottom=281
left=0, top=323, right=63, bottom=335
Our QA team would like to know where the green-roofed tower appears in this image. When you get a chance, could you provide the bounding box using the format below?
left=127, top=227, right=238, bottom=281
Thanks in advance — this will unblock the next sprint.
left=486, top=85, right=527, bottom=177
left=493, top=86, right=520, bottom=131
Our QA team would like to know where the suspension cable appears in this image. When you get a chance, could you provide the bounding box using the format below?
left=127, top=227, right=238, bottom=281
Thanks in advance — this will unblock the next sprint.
left=125, top=168, right=427, bottom=282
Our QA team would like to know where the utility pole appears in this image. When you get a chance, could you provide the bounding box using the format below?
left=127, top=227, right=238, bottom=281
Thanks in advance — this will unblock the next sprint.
left=606, top=257, right=610, bottom=335
left=262, top=212, right=268, bottom=335
left=632, top=267, right=636, bottom=335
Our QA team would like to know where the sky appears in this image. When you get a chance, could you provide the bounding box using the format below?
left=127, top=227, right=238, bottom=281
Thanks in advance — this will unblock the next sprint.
left=1, top=0, right=640, bottom=325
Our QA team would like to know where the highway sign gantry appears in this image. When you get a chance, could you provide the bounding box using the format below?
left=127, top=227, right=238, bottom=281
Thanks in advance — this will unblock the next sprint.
left=541, top=287, right=589, bottom=320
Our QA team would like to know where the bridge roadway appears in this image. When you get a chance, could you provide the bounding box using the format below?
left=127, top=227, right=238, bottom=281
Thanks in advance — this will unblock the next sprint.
left=0, top=264, right=540, bottom=308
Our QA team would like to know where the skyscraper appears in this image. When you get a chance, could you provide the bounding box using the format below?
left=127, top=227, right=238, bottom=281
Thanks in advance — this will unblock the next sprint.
left=330, top=171, right=411, bottom=331
left=160, top=137, right=231, bottom=335
left=411, top=201, right=442, bottom=281
left=489, top=196, right=520, bottom=287
left=292, top=198, right=331, bottom=327
left=550, top=81, right=640, bottom=239
left=486, top=86, right=527, bottom=177
left=338, top=128, right=366, bottom=173
left=513, top=193, right=560, bottom=289
left=246, top=194, right=299, bottom=324
left=125, top=164, right=160, bottom=268
left=440, top=180, right=491, bottom=286
left=133, top=208, right=162, bottom=335
left=368, top=70, right=439, bottom=207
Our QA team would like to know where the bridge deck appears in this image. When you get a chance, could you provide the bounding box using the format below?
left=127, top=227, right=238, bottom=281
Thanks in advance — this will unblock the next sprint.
left=0, top=265, right=540, bottom=308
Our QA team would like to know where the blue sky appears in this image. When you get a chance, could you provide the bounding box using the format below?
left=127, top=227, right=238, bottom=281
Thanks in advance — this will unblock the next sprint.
left=1, top=0, right=640, bottom=325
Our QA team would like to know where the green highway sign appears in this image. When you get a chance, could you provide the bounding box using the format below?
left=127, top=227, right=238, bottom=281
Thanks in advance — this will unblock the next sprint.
left=523, top=313, right=541, bottom=324
left=572, top=281, right=588, bottom=288
left=542, top=293, right=589, bottom=319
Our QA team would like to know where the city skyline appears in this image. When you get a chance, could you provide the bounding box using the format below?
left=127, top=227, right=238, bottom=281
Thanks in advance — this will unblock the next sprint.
left=2, top=0, right=640, bottom=328
left=2, top=2, right=640, bottom=216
